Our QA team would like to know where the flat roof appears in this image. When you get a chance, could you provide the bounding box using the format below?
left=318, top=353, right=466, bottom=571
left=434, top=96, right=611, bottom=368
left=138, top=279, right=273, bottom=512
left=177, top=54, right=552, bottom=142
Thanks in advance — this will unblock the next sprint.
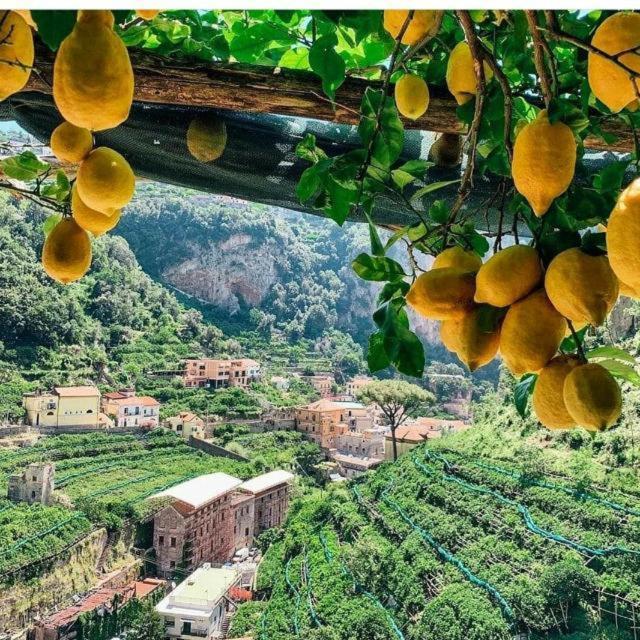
left=156, top=566, right=238, bottom=615
left=239, top=470, right=294, bottom=494
left=153, top=473, right=242, bottom=509
left=54, top=386, right=100, bottom=397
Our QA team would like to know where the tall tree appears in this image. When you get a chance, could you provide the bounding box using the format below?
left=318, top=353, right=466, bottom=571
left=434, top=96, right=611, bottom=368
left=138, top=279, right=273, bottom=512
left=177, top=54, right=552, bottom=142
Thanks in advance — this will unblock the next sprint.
left=357, top=380, right=434, bottom=461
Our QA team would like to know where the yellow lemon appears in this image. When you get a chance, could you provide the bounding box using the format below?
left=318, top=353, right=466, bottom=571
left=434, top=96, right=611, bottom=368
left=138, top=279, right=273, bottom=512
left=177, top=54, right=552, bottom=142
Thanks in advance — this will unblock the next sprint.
left=588, top=12, right=640, bottom=113
left=512, top=110, right=577, bottom=217
left=76, top=147, right=135, bottom=213
left=607, top=177, right=640, bottom=293
left=50, top=121, right=93, bottom=163
left=0, top=11, right=34, bottom=101
left=428, top=133, right=462, bottom=168
left=136, top=10, right=160, bottom=20
left=563, top=363, right=622, bottom=431
left=395, top=74, right=429, bottom=120
left=532, top=355, right=581, bottom=429
left=440, top=306, right=501, bottom=372
left=42, top=217, right=92, bottom=284
left=71, top=185, right=121, bottom=236
left=500, top=289, right=567, bottom=377
left=53, top=10, right=133, bottom=131
left=474, top=245, right=542, bottom=307
left=406, top=267, right=476, bottom=320
left=433, top=246, right=482, bottom=273
left=383, top=10, right=442, bottom=45
left=186, top=116, right=227, bottom=163
left=545, top=248, right=619, bottom=327
left=14, top=10, right=36, bottom=29
left=446, top=41, right=493, bottom=105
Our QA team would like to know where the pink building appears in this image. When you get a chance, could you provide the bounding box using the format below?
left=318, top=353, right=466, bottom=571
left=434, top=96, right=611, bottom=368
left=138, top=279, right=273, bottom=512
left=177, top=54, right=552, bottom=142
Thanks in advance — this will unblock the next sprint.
left=183, top=358, right=261, bottom=389
left=101, top=389, right=160, bottom=429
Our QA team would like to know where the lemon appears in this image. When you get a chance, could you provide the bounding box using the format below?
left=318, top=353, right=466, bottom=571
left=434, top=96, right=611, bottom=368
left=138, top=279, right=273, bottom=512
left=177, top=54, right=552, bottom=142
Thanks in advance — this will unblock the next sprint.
left=0, top=11, right=34, bottom=102
left=71, top=185, right=121, bottom=236
left=532, top=355, right=581, bottom=429
left=136, top=10, right=160, bottom=20
left=428, top=133, right=462, bottom=168
left=433, top=246, right=482, bottom=273
left=440, top=306, right=501, bottom=372
left=383, top=10, right=442, bottom=45
left=14, top=10, right=36, bottom=29
left=563, top=363, right=622, bottom=431
left=512, top=110, right=576, bottom=217
left=607, top=177, right=640, bottom=293
left=395, top=74, right=429, bottom=120
left=588, top=12, right=640, bottom=113
left=53, top=10, right=133, bottom=131
left=500, top=289, right=567, bottom=377
left=618, top=278, right=640, bottom=299
left=42, top=217, right=92, bottom=284
left=446, top=41, right=493, bottom=105
left=406, top=267, right=476, bottom=320
left=186, top=116, right=227, bottom=163
left=50, top=121, right=93, bottom=164
left=76, top=147, right=135, bottom=213
left=545, top=248, right=618, bottom=326
left=474, top=245, right=542, bottom=307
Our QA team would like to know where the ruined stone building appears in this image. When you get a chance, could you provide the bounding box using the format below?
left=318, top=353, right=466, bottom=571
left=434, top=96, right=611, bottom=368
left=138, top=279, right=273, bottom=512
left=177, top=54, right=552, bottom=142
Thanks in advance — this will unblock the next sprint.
left=7, top=463, right=54, bottom=505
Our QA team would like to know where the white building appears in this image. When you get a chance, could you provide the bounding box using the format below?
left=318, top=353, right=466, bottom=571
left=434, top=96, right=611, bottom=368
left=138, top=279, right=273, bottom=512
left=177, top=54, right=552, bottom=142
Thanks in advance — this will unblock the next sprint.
left=155, top=564, right=240, bottom=639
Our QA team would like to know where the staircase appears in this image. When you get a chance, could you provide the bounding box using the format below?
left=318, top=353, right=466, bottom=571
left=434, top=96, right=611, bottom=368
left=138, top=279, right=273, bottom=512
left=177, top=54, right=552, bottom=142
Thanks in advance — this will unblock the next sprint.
left=96, top=530, right=118, bottom=573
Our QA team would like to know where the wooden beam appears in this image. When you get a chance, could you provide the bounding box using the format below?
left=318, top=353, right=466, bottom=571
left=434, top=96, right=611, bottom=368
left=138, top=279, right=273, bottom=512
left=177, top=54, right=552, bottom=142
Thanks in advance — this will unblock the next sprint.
left=24, top=45, right=633, bottom=153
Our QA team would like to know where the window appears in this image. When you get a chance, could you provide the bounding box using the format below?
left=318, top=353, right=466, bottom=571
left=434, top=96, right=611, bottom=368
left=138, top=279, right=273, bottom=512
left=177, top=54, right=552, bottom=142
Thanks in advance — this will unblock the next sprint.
left=31, top=491, right=36, bottom=498
left=169, top=560, right=175, bottom=568
left=245, top=527, right=249, bottom=536
left=170, top=537, right=176, bottom=547
left=158, top=535, right=164, bottom=546
left=32, top=476, right=37, bottom=482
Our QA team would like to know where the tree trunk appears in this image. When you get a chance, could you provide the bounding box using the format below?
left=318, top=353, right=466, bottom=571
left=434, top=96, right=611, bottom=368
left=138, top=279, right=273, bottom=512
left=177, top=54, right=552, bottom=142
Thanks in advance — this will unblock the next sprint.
left=391, top=425, right=398, bottom=462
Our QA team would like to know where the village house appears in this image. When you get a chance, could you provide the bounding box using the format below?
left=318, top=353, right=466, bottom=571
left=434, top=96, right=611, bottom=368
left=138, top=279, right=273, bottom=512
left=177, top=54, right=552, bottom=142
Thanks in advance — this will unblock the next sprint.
left=331, top=454, right=383, bottom=478
left=165, top=412, right=205, bottom=440
left=344, top=375, right=374, bottom=399
left=101, top=389, right=160, bottom=429
left=294, top=399, right=373, bottom=450
left=22, top=386, right=102, bottom=429
left=7, top=463, right=54, bottom=505
left=302, top=374, right=335, bottom=398
left=155, top=564, right=240, bottom=640
left=385, top=417, right=467, bottom=460
left=151, top=470, right=293, bottom=576
left=183, top=358, right=261, bottom=389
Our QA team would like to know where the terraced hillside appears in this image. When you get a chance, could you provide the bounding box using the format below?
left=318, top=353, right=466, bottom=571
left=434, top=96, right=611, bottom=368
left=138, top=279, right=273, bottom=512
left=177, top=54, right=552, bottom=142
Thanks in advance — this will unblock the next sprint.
left=248, top=443, right=640, bottom=640
left=0, top=430, right=254, bottom=581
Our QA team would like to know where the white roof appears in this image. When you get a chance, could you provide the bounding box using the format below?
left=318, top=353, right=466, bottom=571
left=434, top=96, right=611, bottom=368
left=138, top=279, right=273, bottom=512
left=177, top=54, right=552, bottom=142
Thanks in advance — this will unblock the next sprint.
left=239, top=470, right=294, bottom=494
left=153, top=473, right=242, bottom=509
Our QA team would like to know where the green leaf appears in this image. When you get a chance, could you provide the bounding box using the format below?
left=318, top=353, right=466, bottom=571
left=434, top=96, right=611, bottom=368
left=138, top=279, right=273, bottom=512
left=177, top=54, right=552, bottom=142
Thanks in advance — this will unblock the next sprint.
left=592, top=160, right=629, bottom=195
left=296, top=160, right=330, bottom=203
left=597, top=360, right=640, bottom=386
left=378, top=280, right=410, bottom=304
left=383, top=326, right=425, bottom=378
left=42, top=214, right=62, bottom=238
left=352, top=253, right=406, bottom=282
left=390, top=169, right=417, bottom=190
left=41, top=170, right=71, bottom=202
left=358, top=88, right=404, bottom=169
left=367, top=331, right=391, bottom=372
left=309, top=34, right=346, bottom=100
left=428, top=200, right=449, bottom=224
left=1, top=152, right=50, bottom=182
left=32, top=10, right=77, bottom=51
left=295, top=133, right=327, bottom=164
left=514, top=373, right=537, bottom=418
left=587, top=346, right=637, bottom=364
left=364, top=212, right=385, bottom=257
left=547, top=98, right=590, bottom=135
left=560, top=326, right=588, bottom=353
left=410, top=180, right=460, bottom=203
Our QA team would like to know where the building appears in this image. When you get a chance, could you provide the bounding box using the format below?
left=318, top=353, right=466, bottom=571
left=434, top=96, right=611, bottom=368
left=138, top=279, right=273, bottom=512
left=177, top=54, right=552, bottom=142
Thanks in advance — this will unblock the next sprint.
left=183, top=358, right=261, bottom=389
left=270, top=375, right=290, bottom=391
left=101, top=389, right=160, bottom=429
left=7, top=463, right=54, bottom=505
left=384, top=417, right=467, bottom=460
left=333, top=427, right=385, bottom=459
left=155, top=564, right=240, bottom=640
left=294, top=400, right=373, bottom=450
left=344, top=375, right=374, bottom=399
left=23, top=386, right=101, bottom=429
left=166, top=412, right=205, bottom=440
left=237, top=470, right=294, bottom=537
left=331, top=454, right=383, bottom=478
left=232, top=492, right=255, bottom=552
left=152, top=473, right=242, bottom=576
left=302, top=374, right=335, bottom=398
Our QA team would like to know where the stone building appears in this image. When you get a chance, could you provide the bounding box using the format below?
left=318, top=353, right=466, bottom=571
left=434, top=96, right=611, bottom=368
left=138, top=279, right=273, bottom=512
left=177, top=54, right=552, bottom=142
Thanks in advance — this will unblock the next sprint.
left=344, top=375, right=374, bottom=399
left=384, top=417, right=467, bottom=460
left=237, top=470, right=294, bottom=538
left=152, top=473, right=242, bottom=576
left=183, top=358, right=261, bottom=389
left=232, top=492, right=255, bottom=551
left=7, top=463, right=54, bottom=505
left=302, top=374, right=335, bottom=398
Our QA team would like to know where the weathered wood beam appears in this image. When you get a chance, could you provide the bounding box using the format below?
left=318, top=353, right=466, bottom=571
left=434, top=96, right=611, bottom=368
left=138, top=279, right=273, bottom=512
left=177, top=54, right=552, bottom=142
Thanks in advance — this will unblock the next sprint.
left=24, top=45, right=633, bottom=153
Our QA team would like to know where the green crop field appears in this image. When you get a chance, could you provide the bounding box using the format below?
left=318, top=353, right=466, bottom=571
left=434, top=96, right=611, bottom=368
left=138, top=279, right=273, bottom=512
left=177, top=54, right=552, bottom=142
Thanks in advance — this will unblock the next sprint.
left=248, top=442, right=640, bottom=640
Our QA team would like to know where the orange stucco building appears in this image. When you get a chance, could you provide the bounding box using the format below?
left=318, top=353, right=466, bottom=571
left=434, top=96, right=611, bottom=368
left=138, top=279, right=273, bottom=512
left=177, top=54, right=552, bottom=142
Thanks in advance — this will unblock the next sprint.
left=183, top=358, right=261, bottom=389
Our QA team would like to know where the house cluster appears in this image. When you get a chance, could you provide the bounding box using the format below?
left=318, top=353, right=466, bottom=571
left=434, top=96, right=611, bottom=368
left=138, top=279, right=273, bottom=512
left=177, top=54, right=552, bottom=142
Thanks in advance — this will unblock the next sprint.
left=22, top=386, right=160, bottom=431
left=151, top=469, right=293, bottom=576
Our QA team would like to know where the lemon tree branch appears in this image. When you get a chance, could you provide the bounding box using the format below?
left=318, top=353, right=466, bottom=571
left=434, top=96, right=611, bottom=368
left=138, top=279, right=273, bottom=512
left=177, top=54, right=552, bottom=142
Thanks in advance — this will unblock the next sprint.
left=525, top=10, right=554, bottom=108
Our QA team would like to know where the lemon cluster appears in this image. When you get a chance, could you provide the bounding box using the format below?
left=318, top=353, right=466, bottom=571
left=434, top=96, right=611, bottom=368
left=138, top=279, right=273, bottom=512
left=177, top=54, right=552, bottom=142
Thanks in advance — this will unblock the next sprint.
left=407, top=236, right=624, bottom=433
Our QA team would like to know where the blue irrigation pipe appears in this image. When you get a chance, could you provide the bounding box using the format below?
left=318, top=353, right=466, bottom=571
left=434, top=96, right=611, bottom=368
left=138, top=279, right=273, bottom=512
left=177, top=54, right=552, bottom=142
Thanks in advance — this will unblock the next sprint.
left=418, top=449, right=640, bottom=558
